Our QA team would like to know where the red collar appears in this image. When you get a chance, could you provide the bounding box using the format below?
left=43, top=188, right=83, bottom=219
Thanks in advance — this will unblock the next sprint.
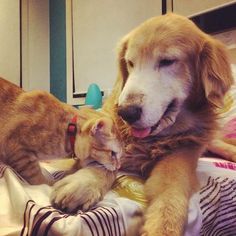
left=67, top=115, right=77, bottom=157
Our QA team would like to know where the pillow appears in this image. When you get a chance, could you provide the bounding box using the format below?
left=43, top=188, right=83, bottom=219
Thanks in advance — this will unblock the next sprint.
left=207, top=66, right=236, bottom=161
left=218, top=64, right=236, bottom=126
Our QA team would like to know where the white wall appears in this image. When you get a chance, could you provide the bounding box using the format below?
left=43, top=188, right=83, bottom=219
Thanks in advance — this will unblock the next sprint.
left=0, top=0, right=49, bottom=91
left=22, top=0, right=50, bottom=91
left=0, top=1, right=20, bottom=85
left=67, top=0, right=162, bottom=105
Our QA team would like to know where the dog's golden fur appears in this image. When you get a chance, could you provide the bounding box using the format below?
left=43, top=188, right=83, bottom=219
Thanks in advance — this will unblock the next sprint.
left=103, top=13, right=233, bottom=235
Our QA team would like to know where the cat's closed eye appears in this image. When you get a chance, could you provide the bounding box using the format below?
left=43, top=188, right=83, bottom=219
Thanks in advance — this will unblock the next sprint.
left=111, top=151, right=117, bottom=158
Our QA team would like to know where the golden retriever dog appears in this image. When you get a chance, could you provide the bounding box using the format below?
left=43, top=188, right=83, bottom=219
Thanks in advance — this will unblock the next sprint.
left=103, top=13, right=233, bottom=235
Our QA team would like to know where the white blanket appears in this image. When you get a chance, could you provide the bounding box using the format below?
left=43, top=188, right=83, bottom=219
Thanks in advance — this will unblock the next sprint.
left=0, top=160, right=142, bottom=236
left=1, top=158, right=236, bottom=236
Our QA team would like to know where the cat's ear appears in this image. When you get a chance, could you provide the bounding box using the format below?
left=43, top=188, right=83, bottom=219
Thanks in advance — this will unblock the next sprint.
left=90, top=117, right=112, bottom=136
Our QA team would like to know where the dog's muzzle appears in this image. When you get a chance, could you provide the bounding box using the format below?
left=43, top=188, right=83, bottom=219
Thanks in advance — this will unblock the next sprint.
left=117, top=105, right=152, bottom=138
left=117, top=99, right=180, bottom=139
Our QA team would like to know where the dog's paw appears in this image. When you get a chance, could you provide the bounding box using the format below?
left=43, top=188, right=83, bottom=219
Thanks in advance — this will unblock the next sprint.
left=50, top=171, right=104, bottom=212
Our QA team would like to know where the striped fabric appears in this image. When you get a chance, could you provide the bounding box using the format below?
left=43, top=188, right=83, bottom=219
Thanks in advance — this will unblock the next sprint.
left=200, top=176, right=236, bottom=236
left=0, top=161, right=142, bottom=236
left=1, top=158, right=236, bottom=236
left=20, top=200, right=125, bottom=236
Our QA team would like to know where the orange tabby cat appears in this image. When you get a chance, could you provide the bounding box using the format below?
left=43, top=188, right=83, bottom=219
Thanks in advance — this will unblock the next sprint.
left=0, top=77, right=122, bottom=191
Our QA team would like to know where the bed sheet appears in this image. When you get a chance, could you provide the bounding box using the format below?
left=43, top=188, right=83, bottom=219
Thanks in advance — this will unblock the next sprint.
left=0, top=160, right=142, bottom=236
left=1, top=157, right=236, bottom=236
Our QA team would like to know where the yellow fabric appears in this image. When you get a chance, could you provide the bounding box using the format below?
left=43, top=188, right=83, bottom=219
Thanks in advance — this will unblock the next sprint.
left=219, top=93, right=234, bottom=114
left=112, top=175, right=147, bottom=207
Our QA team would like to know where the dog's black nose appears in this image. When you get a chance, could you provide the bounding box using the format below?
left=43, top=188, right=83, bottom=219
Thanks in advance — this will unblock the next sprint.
left=117, top=105, right=142, bottom=124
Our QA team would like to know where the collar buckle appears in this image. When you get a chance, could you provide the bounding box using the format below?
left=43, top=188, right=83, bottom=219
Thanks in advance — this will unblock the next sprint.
left=67, top=123, right=77, bottom=136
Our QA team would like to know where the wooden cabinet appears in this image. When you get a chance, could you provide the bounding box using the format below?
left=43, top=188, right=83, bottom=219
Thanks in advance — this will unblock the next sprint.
left=172, top=0, right=236, bottom=16
left=171, top=1, right=236, bottom=64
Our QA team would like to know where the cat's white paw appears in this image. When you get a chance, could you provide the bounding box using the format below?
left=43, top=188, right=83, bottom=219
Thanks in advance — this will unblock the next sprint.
left=50, top=170, right=104, bottom=212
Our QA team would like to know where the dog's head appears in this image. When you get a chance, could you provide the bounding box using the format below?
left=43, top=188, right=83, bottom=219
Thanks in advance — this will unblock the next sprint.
left=116, top=13, right=233, bottom=138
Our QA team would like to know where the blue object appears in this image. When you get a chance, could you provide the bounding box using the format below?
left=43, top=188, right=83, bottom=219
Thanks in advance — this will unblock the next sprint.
left=85, top=83, right=102, bottom=109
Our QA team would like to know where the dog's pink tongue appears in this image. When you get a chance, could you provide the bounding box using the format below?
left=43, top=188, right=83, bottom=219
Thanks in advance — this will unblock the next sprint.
left=131, top=127, right=151, bottom=138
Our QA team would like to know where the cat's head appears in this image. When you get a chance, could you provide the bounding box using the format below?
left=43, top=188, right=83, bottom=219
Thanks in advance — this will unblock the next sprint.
left=74, top=114, right=123, bottom=171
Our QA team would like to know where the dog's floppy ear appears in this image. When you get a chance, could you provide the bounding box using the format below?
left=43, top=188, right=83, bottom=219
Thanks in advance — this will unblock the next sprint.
left=102, top=37, right=129, bottom=112
left=200, top=38, right=233, bottom=108
left=117, top=37, right=129, bottom=85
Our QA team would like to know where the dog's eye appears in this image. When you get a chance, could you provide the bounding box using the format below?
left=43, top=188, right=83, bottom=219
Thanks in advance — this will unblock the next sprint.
left=127, top=60, right=134, bottom=68
left=159, top=59, right=175, bottom=68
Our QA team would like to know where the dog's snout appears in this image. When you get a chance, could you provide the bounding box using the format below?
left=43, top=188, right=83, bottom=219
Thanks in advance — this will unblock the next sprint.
left=117, top=105, right=142, bottom=124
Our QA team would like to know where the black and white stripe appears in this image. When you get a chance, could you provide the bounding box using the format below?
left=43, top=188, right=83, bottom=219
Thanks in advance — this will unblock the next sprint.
left=20, top=201, right=126, bottom=236
left=200, top=176, right=236, bottom=236
left=51, top=170, right=66, bottom=181
left=81, top=206, right=125, bottom=236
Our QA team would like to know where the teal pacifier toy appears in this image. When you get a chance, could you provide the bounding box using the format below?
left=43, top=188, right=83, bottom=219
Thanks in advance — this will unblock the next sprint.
left=85, top=83, right=102, bottom=109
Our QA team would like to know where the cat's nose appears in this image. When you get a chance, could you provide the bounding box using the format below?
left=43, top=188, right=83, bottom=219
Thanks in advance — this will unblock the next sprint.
left=111, top=151, right=121, bottom=170
left=117, top=105, right=142, bottom=124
